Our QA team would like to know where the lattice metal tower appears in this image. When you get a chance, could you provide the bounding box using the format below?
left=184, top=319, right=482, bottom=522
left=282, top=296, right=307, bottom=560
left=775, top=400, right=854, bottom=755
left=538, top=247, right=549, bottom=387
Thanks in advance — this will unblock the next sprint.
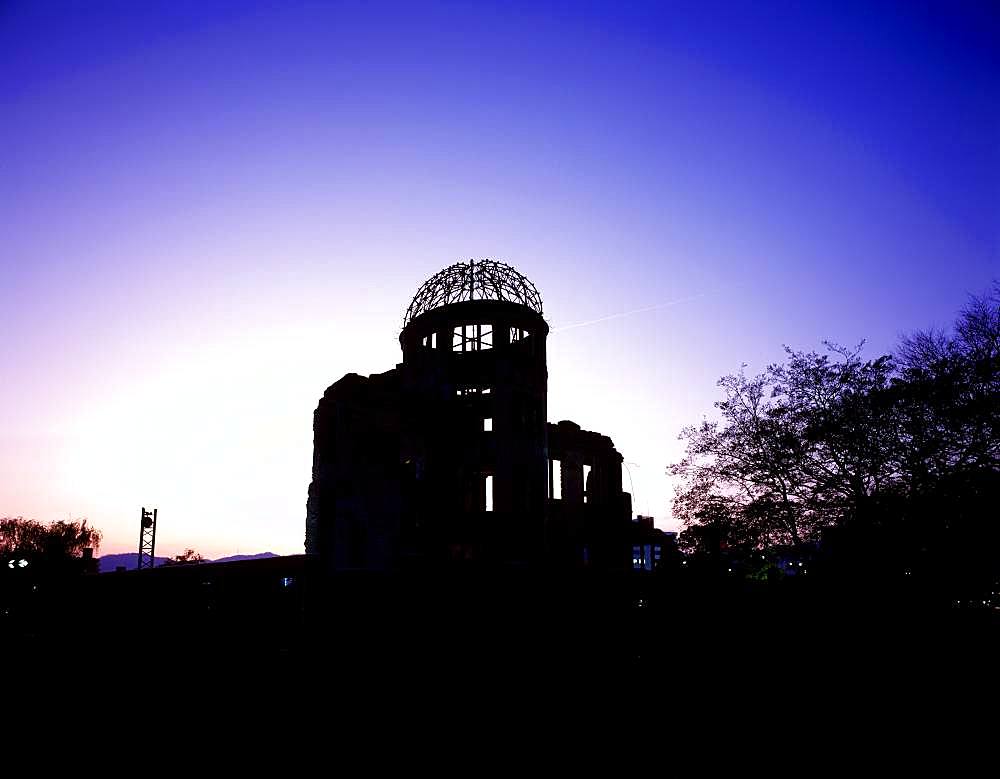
left=137, top=507, right=157, bottom=569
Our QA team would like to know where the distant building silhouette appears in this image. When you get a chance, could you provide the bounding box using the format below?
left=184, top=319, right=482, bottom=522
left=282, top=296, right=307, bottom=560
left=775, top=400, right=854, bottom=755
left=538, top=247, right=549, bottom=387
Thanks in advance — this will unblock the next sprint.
left=305, top=259, right=635, bottom=570
left=630, top=515, right=677, bottom=572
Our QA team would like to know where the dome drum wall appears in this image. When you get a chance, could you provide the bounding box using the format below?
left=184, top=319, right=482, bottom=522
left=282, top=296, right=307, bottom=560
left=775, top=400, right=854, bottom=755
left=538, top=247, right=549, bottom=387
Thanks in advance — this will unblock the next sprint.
left=399, top=296, right=549, bottom=564
left=400, top=300, right=548, bottom=365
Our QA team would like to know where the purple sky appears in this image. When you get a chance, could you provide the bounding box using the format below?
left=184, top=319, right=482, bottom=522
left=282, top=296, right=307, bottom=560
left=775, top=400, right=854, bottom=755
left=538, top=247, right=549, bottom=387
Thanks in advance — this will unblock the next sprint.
left=2, top=1, right=997, bottom=557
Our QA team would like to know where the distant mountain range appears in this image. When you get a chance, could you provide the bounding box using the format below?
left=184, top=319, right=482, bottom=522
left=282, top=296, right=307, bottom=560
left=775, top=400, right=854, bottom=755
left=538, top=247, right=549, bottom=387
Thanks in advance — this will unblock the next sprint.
left=98, top=552, right=278, bottom=573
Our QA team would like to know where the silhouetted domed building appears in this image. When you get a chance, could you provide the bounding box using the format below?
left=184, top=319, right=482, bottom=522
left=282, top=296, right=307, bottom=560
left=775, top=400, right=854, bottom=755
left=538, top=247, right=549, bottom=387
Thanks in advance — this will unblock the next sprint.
left=305, top=259, right=633, bottom=570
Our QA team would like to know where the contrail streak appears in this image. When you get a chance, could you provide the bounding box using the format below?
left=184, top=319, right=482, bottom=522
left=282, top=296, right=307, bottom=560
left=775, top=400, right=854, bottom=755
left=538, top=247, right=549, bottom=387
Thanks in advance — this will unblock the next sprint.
left=550, top=291, right=711, bottom=333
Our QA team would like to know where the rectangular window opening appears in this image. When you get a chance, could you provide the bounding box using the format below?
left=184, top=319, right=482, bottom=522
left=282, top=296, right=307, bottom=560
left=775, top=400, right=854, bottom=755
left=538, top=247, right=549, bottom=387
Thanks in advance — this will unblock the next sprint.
left=483, top=417, right=493, bottom=432
left=551, top=459, right=562, bottom=500
left=485, top=474, right=494, bottom=512
left=454, top=324, right=494, bottom=351
left=457, top=386, right=491, bottom=397
left=583, top=464, right=592, bottom=504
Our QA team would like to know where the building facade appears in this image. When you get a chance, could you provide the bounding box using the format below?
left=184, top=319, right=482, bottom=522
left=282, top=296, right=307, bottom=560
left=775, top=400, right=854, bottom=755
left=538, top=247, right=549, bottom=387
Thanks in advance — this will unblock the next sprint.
left=305, top=259, right=634, bottom=570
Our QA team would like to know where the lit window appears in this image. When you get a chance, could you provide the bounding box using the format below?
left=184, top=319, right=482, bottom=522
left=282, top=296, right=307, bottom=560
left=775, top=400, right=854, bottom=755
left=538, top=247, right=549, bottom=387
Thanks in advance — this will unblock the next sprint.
left=456, top=386, right=492, bottom=397
left=483, top=417, right=493, bottom=432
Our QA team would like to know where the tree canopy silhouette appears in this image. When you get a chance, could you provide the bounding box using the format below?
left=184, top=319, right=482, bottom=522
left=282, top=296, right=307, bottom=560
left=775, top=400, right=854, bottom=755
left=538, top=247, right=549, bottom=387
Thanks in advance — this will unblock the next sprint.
left=670, top=284, right=1000, bottom=595
left=0, top=516, right=102, bottom=572
left=670, top=342, right=895, bottom=550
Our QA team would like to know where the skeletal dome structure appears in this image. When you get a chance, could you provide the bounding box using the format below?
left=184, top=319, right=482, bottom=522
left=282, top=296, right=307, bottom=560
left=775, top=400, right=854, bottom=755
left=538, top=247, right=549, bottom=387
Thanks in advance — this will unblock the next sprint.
left=399, top=258, right=548, bottom=363
left=403, top=259, right=544, bottom=326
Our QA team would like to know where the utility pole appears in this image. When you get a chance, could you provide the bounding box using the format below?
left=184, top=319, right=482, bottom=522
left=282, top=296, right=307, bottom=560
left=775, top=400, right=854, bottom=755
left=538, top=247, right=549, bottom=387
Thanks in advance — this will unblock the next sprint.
left=137, top=507, right=157, bottom=569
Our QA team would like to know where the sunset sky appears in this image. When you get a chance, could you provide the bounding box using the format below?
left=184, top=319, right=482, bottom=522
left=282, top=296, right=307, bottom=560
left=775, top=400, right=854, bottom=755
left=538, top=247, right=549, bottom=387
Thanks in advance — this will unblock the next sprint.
left=2, top=1, right=997, bottom=558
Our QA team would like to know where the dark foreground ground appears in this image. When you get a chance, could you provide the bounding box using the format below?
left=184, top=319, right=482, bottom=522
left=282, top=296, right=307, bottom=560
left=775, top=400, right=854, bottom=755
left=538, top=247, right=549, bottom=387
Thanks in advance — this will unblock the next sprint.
left=3, top=555, right=998, bottom=706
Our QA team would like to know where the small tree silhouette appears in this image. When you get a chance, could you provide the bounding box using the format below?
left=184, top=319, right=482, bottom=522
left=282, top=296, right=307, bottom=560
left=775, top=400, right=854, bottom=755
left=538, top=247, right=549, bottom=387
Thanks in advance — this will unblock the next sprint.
left=162, top=549, right=206, bottom=566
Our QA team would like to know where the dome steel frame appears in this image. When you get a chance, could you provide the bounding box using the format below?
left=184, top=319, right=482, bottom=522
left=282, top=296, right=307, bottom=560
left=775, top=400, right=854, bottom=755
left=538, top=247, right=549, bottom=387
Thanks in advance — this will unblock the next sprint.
left=404, top=259, right=543, bottom=327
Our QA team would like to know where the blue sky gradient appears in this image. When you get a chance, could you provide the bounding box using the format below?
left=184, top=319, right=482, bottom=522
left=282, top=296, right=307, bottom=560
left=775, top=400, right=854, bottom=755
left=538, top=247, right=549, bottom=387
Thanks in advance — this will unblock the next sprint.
left=2, top=1, right=997, bottom=556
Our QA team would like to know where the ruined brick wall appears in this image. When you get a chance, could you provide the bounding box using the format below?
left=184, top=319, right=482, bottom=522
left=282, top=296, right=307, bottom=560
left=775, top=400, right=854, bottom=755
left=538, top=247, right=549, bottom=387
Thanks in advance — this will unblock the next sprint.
left=304, top=370, right=403, bottom=569
left=545, top=420, right=632, bottom=569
